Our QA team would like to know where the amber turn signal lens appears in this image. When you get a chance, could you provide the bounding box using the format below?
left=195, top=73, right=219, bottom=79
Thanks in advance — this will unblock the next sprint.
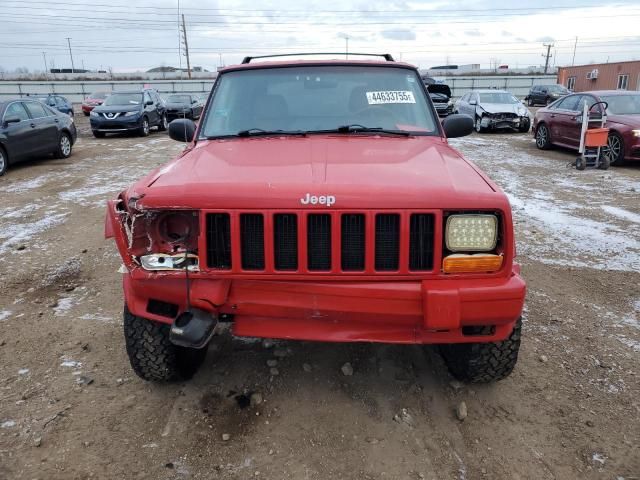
left=442, top=254, right=503, bottom=273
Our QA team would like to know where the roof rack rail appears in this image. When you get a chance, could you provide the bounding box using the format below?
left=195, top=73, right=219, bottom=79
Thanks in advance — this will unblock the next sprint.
left=241, top=52, right=395, bottom=64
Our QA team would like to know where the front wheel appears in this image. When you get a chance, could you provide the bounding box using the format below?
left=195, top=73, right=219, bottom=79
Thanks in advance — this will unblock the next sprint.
left=535, top=124, right=552, bottom=150
left=123, top=306, right=208, bottom=382
left=54, top=132, right=72, bottom=159
left=439, top=318, right=522, bottom=383
left=139, top=117, right=150, bottom=137
left=475, top=116, right=485, bottom=133
left=158, top=113, right=168, bottom=131
left=604, top=132, right=625, bottom=166
left=518, top=118, right=531, bottom=133
left=0, top=146, right=8, bottom=176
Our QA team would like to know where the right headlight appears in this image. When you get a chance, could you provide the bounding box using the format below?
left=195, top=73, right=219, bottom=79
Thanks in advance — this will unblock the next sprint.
left=445, top=214, right=498, bottom=252
left=89, top=110, right=98, bottom=117
left=124, top=111, right=139, bottom=117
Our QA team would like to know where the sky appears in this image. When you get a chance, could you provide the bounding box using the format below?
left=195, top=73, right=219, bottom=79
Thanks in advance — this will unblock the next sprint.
left=1, top=0, right=640, bottom=73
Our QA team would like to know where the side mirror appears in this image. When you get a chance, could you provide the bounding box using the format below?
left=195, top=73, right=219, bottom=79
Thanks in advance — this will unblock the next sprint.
left=442, top=114, right=474, bottom=138
left=169, top=118, right=196, bottom=142
left=469, top=100, right=477, bottom=105
left=3, top=116, right=21, bottom=126
left=145, top=100, right=153, bottom=106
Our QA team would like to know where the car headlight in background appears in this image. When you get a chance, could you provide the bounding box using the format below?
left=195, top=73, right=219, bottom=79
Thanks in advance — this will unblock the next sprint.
left=517, top=106, right=528, bottom=116
left=124, top=111, right=139, bottom=117
left=445, top=214, right=498, bottom=252
left=632, top=129, right=640, bottom=138
left=89, top=110, right=98, bottom=117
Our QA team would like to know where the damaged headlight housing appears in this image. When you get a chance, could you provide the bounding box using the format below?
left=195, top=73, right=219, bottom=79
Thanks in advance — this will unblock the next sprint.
left=140, top=253, right=199, bottom=271
left=445, top=214, right=498, bottom=252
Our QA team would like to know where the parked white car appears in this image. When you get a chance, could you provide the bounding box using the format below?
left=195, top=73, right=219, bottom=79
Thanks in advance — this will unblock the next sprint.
left=454, top=90, right=532, bottom=133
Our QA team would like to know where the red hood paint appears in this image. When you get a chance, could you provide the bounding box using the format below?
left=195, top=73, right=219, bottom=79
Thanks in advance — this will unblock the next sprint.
left=130, top=135, right=506, bottom=211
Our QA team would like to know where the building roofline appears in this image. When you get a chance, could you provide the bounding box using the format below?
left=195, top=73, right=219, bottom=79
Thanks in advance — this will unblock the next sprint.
left=558, top=59, right=640, bottom=69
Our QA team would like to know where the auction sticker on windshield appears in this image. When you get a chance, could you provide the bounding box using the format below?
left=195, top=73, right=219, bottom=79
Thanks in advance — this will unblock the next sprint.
left=366, top=91, right=416, bottom=105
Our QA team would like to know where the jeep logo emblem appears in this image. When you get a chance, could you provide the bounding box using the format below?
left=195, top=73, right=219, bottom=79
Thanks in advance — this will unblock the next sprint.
left=300, top=193, right=336, bottom=207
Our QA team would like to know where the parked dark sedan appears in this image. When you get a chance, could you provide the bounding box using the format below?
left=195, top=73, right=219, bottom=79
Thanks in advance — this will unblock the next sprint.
left=164, top=94, right=203, bottom=121
left=533, top=90, right=640, bottom=165
left=422, top=76, right=453, bottom=117
left=525, top=84, right=570, bottom=107
left=0, top=99, right=77, bottom=175
left=90, top=89, right=167, bottom=138
left=34, top=94, right=74, bottom=116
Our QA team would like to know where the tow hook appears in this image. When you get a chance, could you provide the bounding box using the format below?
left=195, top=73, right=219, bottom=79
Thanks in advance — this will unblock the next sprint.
left=170, top=309, right=218, bottom=349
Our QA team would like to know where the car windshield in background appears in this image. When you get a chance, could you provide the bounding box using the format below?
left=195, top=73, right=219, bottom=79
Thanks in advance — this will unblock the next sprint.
left=548, top=85, right=569, bottom=93
left=104, top=93, right=142, bottom=106
left=601, top=94, right=640, bottom=115
left=167, top=94, right=191, bottom=103
left=479, top=93, right=519, bottom=104
left=91, top=92, right=109, bottom=99
left=200, top=66, right=438, bottom=138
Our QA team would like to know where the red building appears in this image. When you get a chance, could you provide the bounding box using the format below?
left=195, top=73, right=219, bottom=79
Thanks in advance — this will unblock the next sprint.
left=557, top=60, right=640, bottom=92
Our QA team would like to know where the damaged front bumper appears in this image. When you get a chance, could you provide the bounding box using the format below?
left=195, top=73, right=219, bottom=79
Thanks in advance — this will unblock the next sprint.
left=479, top=114, right=529, bottom=130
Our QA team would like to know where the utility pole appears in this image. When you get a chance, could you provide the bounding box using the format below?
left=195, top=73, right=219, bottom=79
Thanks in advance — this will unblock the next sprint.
left=66, top=37, right=75, bottom=73
left=42, top=52, right=48, bottom=79
left=181, top=14, right=191, bottom=79
left=572, top=37, right=578, bottom=66
left=345, top=35, right=349, bottom=59
left=542, top=43, right=553, bottom=74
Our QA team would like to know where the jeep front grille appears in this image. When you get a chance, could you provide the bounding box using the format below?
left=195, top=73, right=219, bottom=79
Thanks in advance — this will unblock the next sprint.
left=205, top=211, right=435, bottom=274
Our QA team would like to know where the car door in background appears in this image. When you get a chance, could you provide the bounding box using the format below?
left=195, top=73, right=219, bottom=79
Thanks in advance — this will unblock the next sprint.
left=1, top=101, right=35, bottom=161
left=143, top=91, right=158, bottom=125
left=23, top=101, right=59, bottom=154
left=547, top=95, right=580, bottom=146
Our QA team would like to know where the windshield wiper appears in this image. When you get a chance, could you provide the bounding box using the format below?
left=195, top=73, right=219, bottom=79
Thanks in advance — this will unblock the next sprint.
left=236, top=128, right=306, bottom=137
left=312, top=124, right=411, bottom=136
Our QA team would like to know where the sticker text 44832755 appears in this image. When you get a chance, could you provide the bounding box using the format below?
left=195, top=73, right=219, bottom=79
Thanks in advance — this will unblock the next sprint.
left=366, top=91, right=416, bottom=105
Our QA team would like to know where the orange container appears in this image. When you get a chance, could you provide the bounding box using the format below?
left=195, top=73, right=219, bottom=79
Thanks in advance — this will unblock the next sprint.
left=585, top=128, right=609, bottom=147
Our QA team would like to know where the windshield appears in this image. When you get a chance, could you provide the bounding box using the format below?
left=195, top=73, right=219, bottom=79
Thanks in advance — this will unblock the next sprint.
left=167, top=94, right=191, bottom=103
left=479, top=93, right=519, bottom=104
left=548, top=85, right=569, bottom=93
left=200, top=66, right=438, bottom=138
left=90, top=92, right=108, bottom=99
left=104, top=93, right=142, bottom=106
left=600, top=94, right=640, bottom=115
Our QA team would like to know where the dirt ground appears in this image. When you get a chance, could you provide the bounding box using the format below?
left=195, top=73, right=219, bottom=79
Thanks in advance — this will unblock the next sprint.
left=0, top=111, right=638, bottom=480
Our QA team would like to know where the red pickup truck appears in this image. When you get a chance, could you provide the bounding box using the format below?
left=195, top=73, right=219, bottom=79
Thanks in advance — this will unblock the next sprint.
left=105, top=54, right=526, bottom=384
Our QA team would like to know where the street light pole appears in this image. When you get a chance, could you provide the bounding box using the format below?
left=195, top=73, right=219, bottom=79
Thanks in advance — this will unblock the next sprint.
left=42, top=52, right=48, bottom=79
left=66, top=37, right=75, bottom=73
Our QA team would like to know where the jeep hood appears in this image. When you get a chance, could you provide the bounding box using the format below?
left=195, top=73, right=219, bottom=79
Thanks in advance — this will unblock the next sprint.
left=130, top=136, right=504, bottom=210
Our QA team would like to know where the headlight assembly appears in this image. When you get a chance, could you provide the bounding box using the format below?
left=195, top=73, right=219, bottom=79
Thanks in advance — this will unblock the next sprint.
left=124, top=111, right=139, bottom=117
left=632, top=129, right=640, bottom=138
left=89, top=110, right=98, bottom=117
left=445, top=214, right=498, bottom=252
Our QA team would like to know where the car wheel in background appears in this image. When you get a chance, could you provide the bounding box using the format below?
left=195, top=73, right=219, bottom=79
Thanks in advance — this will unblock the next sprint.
left=527, top=97, right=534, bottom=107
left=535, top=123, right=551, bottom=149
left=0, top=146, right=7, bottom=176
left=475, top=116, right=485, bottom=133
left=439, top=318, right=522, bottom=383
left=158, top=114, right=168, bottom=132
left=604, top=132, right=625, bottom=166
left=575, top=156, right=586, bottom=170
left=139, top=117, right=150, bottom=137
left=54, top=132, right=72, bottom=159
left=92, top=130, right=105, bottom=138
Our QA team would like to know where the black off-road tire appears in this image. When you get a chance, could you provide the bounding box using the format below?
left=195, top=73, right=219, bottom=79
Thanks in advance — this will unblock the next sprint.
left=439, top=317, right=522, bottom=383
left=123, top=306, right=208, bottom=382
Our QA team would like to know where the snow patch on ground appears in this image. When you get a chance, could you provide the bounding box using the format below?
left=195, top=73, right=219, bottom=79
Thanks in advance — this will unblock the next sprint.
left=601, top=205, right=640, bottom=224
left=0, top=211, right=68, bottom=254
left=0, top=310, right=11, bottom=321
left=0, top=175, right=50, bottom=193
left=1, top=420, right=16, bottom=428
left=60, top=359, right=82, bottom=368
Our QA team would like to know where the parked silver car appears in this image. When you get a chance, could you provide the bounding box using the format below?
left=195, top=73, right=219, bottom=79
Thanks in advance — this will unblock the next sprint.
left=454, top=90, right=531, bottom=133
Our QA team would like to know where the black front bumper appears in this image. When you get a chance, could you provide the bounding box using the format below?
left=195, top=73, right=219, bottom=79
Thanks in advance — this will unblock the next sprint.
left=90, top=116, right=142, bottom=132
left=433, top=103, right=453, bottom=117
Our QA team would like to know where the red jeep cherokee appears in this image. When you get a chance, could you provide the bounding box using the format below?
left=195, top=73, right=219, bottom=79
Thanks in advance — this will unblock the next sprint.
left=105, top=54, right=526, bottom=384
